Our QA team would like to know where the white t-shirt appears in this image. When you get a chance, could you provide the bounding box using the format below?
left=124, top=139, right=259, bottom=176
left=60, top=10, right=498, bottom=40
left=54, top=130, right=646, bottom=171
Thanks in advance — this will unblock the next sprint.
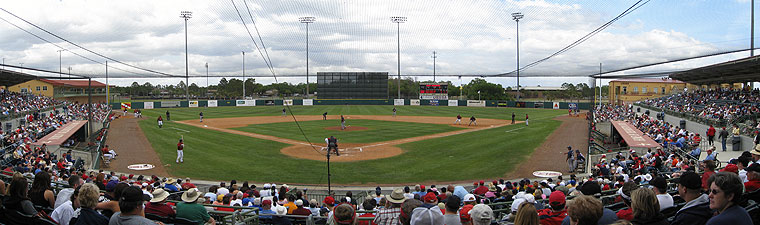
left=217, top=187, right=230, bottom=195
left=739, top=169, right=748, bottom=183
left=656, top=193, right=674, bottom=211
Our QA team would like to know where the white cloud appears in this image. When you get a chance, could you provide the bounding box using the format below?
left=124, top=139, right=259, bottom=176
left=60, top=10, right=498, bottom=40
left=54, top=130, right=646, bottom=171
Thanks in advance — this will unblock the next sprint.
left=0, top=0, right=751, bottom=88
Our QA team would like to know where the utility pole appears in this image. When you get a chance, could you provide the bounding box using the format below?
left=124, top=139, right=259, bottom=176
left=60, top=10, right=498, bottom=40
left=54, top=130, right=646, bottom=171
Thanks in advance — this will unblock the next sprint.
left=242, top=51, right=246, bottom=98
left=391, top=16, right=406, bottom=99
left=180, top=11, right=192, bottom=103
left=106, top=61, right=109, bottom=105
left=57, top=49, right=66, bottom=79
left=19, top=63, right=23, bottom=73
left=432, top=51, right=437, bottom=82
left=67, top=66, right=71, bottom=78
left=205, top=62, right=209, bottom=98
left=752, top=0, right=755, bottom=57
left=512, top=12, right=524, bottom=100
left=599, top=63, right=602, bottom=107
left=300, top=17, right=315, bottom=98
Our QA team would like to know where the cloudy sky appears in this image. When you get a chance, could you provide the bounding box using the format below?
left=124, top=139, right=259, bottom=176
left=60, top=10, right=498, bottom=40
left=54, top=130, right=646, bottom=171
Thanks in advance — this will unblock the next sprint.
left=0, top=0, right=757, bottom=87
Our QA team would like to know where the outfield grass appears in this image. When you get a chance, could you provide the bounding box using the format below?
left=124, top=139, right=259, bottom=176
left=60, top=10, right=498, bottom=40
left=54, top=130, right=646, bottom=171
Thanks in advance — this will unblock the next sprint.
left=232, top=119, right=463, bottom=143
left=139, top=105, right=562, bottom=122
left=136, top=105, right=567, bottom=184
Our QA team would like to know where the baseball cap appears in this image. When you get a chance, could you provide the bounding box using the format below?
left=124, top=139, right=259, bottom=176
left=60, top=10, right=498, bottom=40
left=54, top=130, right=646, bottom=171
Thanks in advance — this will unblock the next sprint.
left=673, top=172, right=701, bottom=190
left=262, top=199, right=272, bottom=206
left=649, top=177, right=667, bottom=190
left=470, top=204, right=493, bottom=222
left=423, top=192, right=437, bottom=203
left=549, top=191, right=566, bottom=207
left=746, top=163, right=760, bottom=173
left=720, top=164, right=739, bottom=174
left=324, top=196, right=335, bottom=205
left=463, top=194, right=476, bottom=202
left=121, top=186, right=151, bottom=202
left=295, top=199, right=303, bottom=206
left=105, top=180, right=119, bottom=192
left=580, top=181, right=601, bottom=196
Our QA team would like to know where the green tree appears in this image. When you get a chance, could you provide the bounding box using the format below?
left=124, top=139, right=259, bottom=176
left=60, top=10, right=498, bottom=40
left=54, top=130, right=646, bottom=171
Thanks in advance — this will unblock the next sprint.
left=463, top=78, right=509, bottom=100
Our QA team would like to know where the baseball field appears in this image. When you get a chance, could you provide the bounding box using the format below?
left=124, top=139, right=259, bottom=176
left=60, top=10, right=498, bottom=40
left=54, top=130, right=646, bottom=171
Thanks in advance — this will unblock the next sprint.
left=111, top=105, right=576, bottom=185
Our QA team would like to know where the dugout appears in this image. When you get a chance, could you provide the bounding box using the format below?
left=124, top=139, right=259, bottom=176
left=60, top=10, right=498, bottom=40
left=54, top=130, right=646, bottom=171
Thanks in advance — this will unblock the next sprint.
left=609, top=121, right=660, bottom=153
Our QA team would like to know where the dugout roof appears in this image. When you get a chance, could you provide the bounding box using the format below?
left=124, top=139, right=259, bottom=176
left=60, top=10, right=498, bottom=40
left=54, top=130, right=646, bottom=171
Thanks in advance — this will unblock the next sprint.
left=669, top=55, right=760, bottom=85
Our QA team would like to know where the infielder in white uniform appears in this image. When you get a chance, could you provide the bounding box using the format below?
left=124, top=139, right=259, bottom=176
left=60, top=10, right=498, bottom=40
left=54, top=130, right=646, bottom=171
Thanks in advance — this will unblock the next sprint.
left=176, top=139, right=184, bottom=163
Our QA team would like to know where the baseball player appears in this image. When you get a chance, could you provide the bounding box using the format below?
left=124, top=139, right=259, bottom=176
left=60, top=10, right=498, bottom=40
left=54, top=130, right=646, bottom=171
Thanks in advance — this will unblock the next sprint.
left=340, top=115, right=346, bottom=130
left=327, top=136, right=339, bottom=156
left=199, top=112, right=203, bottom=122
left=166, top=110, right=171, bottom=121
left=176, top=139, right=184, bottom=163
left=468, top=116, right=477, bottom=126
left=323, top=112, right=328, bottom=120
left=525, top=114, right=529, bottom=126
left=454, top=114, right=462, bottom=125
left=392, top=107, right=397, bottom=117
left=282, top=108, right=287, bottom=116
left=511, top=112, right=515, bottom=124
left=123, top=108, right=127, bottom=116
left=157, top=116, right=163, bottom=128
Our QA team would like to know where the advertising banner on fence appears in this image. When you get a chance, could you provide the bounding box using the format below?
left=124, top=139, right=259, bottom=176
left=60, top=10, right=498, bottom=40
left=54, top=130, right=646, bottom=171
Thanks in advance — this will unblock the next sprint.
left=143, top=102, right=153, bottom=109
left=394, top=99, right=404, bottom=105
left=265, top=100, right=275, bottom=105
left=121, top=102, right=131, bottom=109
left=303, top=99, right=313, bottom=106
left=553, top=102, right=560, bottom=109
left=467, top=100, right=486, bottom=107
left=534, top=102, right=544, bottom=108
left=410, top=99, right=420, bottom=106
left=236, top=100, right=256, bottom=106
left=207, top=100, right=218, bottom=107
left=189, top=101, right=199, bottom=108
left=429, top=100, right=439, bottom=106
left=283, top=99, right=293, bottom=106
left=162, top=101, right=180, bottom=108
left=448, top=100, right=458, bottom=106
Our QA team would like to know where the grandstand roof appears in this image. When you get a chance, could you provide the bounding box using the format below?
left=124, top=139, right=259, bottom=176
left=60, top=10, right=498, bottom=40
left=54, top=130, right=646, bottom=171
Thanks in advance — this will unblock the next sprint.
left=40, top=79, right=110, bottom=87
left=609, top=78, right=685, bottom=84
left=669, top=55, right=760, bottom=85
left=0, top=69, right=39, bottom=87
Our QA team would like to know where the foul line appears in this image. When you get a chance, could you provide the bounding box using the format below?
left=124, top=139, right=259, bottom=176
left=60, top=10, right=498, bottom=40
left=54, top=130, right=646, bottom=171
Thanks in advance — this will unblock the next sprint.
left=170, top=127, right=190, bottom=133
left=504, top=127, right=527, bottom=133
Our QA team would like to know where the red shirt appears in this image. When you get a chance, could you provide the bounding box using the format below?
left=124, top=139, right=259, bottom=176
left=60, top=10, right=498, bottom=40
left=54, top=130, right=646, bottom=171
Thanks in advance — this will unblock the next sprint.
left=473, top=186, right=488, bottom=195
left=616, top=208, right=633, bottom=221
left=145, top=202, right=176, bottom=217
left=702, top=171, right=715, bottom=190
left=177, top=142, right=184, bottom=150
left=745, top=180, right=760, bottom=192
left=181, top=182, right=196, bottom=190
left=460, top=204, right=474, bottom=224
left=538, top=208, right=567, bottom=225
left=358, top=213, right=377, bottom=225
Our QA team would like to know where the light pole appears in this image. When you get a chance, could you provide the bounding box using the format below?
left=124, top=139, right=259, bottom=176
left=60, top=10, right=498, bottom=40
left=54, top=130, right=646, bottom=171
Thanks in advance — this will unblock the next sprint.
left=300, top=16, right=315, bottom=98
left=512, top=12, right=523, bottom=101
left=242, top=51, right=245, bottom=98
left=432, top=51, right=437, bottom=82
left=67, top=66, right=71, bottom=78
left=391, top=16, right=406, bottom=99
left=478, top=90, right=481, bottom=101
left=180, top=11, right=192, bottom=103
left=205, top=62, right=209, bottom=97
left=19, top=63, right=23, bottom=73
left=57, top=49, right=66, bottom=79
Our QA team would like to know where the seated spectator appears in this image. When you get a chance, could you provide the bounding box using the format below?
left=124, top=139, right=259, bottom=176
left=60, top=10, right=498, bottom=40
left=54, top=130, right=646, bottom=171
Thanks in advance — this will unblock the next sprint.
left=648, top=177, right=673, bottom=211
left=164, top=178, right=179, bottom=192
left=538, top=191, right=567, bottom=225
left=332, top=203, right=359, bottom=225
left=460, top=194, right=477, bottom=224
left=704, top=148, right=717, bottom=161
left=744, top=163, right=760, bottom=192
left=616, top=182, right=637, bottom=221
left=51, top=186, right=79, bottom=225
left=145, top=189, right=175, bottom=218
left=29, top=170, right=56, bottom=209
left=3, top=175, right=37, bottom=215
left=701, top=160, right=717, bottom=190
left=442, top=195, right=462, bottom=225
left=399, top=199, right=423, bottom=225
left=259, top=199, right=276, bottom=220
left=373, top=188, right=406, bottom=225
left=71, top=183, right=109, bottom=225
left=705, top=172, right=753, bottom=225
left=513, top=202, right=538, bottom=225
left=176, top=188, right=215, bottom=225
left=566, top=195, right=603, bottom=225
left=410, top=201, right=444, bottom=225
left=108, top=186, right=153, bottom=225
left=629, top=188, right=667, bottom=225
left=292, top=199, right=312, bottom=216
left=672, top=172, right=711, bottom=225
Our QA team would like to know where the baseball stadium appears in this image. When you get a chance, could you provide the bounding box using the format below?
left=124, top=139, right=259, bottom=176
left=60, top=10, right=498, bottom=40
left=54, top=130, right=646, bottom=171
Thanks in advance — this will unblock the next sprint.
left=1, top=1, right=759, bottom=225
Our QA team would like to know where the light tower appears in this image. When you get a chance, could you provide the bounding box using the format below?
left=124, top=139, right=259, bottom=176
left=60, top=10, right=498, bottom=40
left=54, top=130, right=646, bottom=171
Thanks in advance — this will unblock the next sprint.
left=180, top=10, right=192, bottom=102
left=57, top=49, right=66, bottom=78
left=299, top=16, right=315, bottom=97
left=391, top=16, right=406, bottom=99
left=512, top=12, right=523, bottom=100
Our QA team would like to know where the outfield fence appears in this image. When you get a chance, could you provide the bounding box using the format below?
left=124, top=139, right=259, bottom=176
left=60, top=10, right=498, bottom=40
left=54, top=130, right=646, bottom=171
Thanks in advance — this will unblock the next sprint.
left=109, top=99, right=592, bottom=110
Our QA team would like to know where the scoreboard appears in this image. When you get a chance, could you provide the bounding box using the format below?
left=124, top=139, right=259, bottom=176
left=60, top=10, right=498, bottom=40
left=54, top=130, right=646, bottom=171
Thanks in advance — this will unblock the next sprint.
left=419, top=83, right=449, bottom=100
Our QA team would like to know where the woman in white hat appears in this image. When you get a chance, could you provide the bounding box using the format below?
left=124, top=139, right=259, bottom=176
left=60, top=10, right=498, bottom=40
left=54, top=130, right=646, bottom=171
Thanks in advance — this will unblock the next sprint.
left=176, top=188, right=215, bottom=225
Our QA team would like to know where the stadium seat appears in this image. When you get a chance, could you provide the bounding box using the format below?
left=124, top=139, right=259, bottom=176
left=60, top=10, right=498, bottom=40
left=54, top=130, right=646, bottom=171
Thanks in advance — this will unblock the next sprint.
left=3, top=209, right=36, bottom=225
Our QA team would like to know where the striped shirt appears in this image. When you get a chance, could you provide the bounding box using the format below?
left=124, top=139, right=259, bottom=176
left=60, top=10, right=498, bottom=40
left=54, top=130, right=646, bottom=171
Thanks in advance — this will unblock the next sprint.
left=373, top=207, right=401, bottom=225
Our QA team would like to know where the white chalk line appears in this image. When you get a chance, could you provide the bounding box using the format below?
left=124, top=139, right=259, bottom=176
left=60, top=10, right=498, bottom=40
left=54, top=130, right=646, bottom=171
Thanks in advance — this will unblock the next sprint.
left=504, top=127, right=527, bottom=133
left=170, top=127, right=190, bottom=133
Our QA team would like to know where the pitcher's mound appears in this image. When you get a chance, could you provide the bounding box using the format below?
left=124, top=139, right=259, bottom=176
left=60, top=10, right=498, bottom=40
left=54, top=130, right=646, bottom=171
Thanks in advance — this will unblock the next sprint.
left=324, top=126, right=368, bottom=131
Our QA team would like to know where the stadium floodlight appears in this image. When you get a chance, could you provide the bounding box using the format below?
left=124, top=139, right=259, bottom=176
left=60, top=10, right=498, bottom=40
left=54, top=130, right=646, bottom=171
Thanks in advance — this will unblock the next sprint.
left=300, top=17, right=315, bottom=97
left=242, top=51, right=246, bottom=98
left=57, top=49, right=67, bottom=79
left=180, top=11, right=192, bottom=102
left=205, top=62, right=209, bottom=97
left=391, top=16, right=407, bottom=99
left=512, top=12, right=523, bottom=100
